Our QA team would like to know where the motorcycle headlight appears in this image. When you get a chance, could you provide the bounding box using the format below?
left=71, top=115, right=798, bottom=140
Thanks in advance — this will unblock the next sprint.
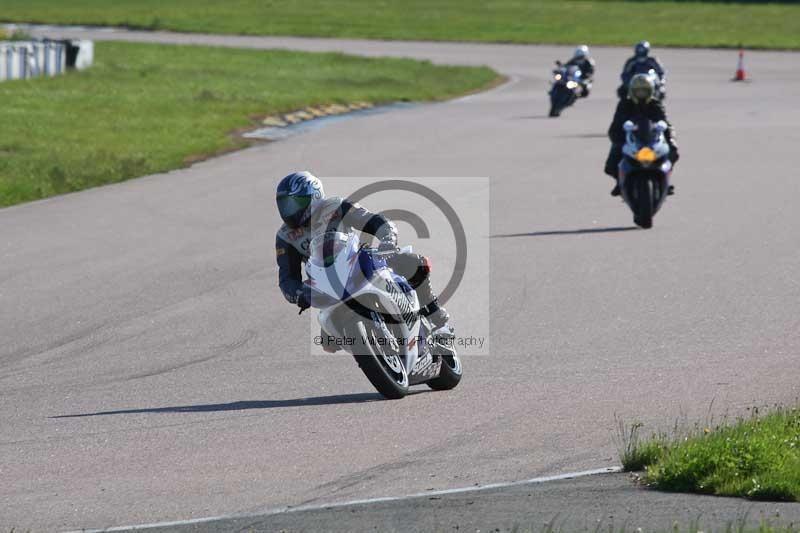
left=554, top=74, right=562, bottom=81
left=566, top=81, right=578, bottom=89
left=635, top=147, right=657, bottom=165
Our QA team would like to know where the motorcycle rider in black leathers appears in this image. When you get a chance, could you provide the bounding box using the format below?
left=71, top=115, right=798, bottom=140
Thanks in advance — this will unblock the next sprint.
left=564, top=44, right=595, bottom=97
left=275, top=172, right=451, bottom=346
left=604, top=74, right=679, bottom=196
left=617, top=40, right=666, bottom=99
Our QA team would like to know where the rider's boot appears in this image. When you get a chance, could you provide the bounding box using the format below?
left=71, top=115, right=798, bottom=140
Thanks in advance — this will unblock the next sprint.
left=422, top=300, right=453, bottom=339
left=428, top=306, right=450, bottom=330
left=604, top=154, right=621, bottom=197
left=320, top=327, right=341, bottom=353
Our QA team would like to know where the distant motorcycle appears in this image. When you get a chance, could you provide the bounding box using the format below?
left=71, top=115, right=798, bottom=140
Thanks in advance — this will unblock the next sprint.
left=549, top=61, right=586, bottom=117
left=304, top=231, right=462, bottom=399
left=618, top=118, right=673, bottom=229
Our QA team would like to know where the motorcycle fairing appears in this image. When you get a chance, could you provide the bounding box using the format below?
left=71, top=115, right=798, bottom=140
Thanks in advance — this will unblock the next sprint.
left=618, top=120, right=673, bottom=215
left=306, top=232, right=428, bottom=377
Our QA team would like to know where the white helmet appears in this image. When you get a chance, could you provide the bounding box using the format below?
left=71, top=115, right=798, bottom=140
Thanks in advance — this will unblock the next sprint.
left=573, top=45, right=589, bottom=60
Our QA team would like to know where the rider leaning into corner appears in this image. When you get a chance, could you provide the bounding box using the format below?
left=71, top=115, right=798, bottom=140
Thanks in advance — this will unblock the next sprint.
left=564, top=44, right=595, bottom=97
left=274, top=171, right=452, bottom=344
left=617, top=40, right=666, bottom=99
left=604, top=73, right=680, bottom=197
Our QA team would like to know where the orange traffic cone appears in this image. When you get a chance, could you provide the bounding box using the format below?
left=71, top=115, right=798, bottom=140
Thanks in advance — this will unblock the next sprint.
left=733, top=48, right=746, bottom=81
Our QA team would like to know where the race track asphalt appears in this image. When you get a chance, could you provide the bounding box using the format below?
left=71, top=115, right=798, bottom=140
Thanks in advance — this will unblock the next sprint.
left=2, top=27, right=799, bottom=531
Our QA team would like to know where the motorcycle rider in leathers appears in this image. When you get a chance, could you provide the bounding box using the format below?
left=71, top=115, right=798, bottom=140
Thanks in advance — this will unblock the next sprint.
left=617, top=40, right=666, bottom=99
left=564, top=44, right=595, bottom=97
left=275, top=172, right=451, bottom=346
left=604, top=73, right=679, bottom=196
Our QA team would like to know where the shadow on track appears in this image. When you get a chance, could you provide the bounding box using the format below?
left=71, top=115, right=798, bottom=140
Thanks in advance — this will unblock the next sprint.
left=491, top=226, right=638, bottom=238
left=51, top=392, right=382, bottom=418
left=558, top=132, right=607, bottom=139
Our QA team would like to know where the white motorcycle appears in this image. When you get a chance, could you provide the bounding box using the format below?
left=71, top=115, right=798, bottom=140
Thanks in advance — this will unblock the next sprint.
left=304, top=231, right=462, bottom=399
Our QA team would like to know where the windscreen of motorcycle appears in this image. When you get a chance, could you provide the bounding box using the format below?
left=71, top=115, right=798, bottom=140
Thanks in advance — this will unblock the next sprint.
left=566, top=65, right=581, bottom=79
left=309, top=231, right=351, bottom=268
left=307, top=231, right=362, bottom=300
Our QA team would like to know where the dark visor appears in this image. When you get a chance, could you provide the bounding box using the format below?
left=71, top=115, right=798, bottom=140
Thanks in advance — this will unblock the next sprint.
left=277, top=194, right=312, bottom=227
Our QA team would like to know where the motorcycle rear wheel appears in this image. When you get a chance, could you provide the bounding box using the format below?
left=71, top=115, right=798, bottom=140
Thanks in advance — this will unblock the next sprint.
left=351, top=321, right=409, bottom=399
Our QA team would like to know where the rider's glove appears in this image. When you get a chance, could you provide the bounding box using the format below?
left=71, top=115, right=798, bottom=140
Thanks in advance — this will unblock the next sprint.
left=296, top=287, right=311, bottom=313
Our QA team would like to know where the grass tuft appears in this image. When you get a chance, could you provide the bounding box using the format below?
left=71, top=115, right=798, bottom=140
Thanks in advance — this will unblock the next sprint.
left=617, top=407, right=800, bottom=502
left=615, top=414, right=668, bottom=472
left=512, top=517, right=800, bottom=532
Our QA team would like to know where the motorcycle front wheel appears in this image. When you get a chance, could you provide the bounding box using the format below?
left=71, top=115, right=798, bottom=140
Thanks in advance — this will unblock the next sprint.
left=426, top=349, right=463, bottom=391
left=351, top=321, right=409, bottom=399
left=632, top=178, right=654, bottom=229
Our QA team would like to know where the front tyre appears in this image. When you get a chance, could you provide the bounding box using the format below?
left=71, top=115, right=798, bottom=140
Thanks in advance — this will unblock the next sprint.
left=426, top=352, right=462, bottom=390
left=549, top=86, right=569, bottom=117
left=351, top=321, right=409, bottom=399
left=426, top=336, right=463, bottom=391
left=632, top=178, right=654, bottom=229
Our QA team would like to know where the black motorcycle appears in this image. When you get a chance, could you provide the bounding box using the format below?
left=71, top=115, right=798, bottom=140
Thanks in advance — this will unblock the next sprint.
left=618, top=118, right=674, bottom=229
left=548, top=61, right=585, bottom=117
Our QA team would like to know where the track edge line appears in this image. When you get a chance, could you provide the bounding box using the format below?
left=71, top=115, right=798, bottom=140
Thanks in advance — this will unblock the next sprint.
left=68, top=465, right=622, bottom=532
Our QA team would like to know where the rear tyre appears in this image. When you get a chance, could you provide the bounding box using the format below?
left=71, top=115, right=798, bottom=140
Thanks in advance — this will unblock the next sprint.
left=351, top=321, right=409, bottom=399
left=633, top=178, right=654, bottom=229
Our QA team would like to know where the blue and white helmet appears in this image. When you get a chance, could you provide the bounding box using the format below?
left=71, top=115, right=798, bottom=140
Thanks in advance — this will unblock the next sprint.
left=635, top=40, right=651, bottom=58
left=276, top=171, right=325, bottom=228
left=573, top=45, right=589, bottom=60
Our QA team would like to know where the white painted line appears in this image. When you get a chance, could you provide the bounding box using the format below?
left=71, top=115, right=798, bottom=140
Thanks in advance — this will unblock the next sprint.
left=66, top=465, right=622, bottom=532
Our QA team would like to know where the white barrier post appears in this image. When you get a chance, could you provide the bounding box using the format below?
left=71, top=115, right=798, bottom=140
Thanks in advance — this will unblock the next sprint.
left=0, top=39, right=82, bottom=81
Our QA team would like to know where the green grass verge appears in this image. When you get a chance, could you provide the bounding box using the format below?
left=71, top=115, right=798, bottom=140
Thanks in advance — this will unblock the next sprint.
left=618, top=408, right=800, bottom=501
left=535, top=519, right=800, bottom=532
left=0, top=41, right=498, bottom=207
left=2, top=0, right=799, bottom=49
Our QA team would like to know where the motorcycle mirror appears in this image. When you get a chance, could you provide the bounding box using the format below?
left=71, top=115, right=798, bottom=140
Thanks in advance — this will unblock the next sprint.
left=655, top=120, right=668, bottom=132
left=623, top=120, right=637, bottom=132
left=555, top=60, right=562, bottom=66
